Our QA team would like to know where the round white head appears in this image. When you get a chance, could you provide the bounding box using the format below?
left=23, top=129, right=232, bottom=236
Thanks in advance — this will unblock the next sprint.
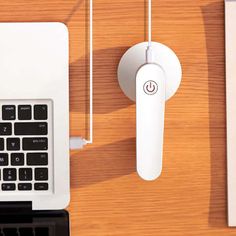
left=117, top=42, right=182, bottom=102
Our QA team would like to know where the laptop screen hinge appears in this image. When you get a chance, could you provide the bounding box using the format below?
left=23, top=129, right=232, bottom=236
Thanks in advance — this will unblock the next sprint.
left=0, top=201, right=32, bottom=215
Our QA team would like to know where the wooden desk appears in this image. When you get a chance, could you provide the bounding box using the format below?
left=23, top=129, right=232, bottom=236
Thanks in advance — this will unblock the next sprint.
left=0, top=0, right=231, bottom=235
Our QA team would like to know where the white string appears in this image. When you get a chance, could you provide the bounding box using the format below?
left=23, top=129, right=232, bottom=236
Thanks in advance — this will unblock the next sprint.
left=70, top=0, right=93, bottom=149
left=86, top=0, right=93, bottom=144
left=148, top=0, right=152, bottom=47
left=146, top=0, right=153, bottom=63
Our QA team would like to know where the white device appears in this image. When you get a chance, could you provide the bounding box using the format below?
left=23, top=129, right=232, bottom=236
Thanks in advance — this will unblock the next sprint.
left=117, top=1, right=182, bottom=180
left=136, top=64, right=165, bottom=180
left=0, top=23, right=70, bottom=210
left=225, top=0, right=236, bottom=227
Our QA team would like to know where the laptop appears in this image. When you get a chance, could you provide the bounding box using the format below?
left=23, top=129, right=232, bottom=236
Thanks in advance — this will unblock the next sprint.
left=0, top=23, right=70, bottom=235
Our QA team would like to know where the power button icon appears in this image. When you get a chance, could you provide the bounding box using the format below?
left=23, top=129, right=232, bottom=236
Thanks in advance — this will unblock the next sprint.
left=144, top=80, right=158, bottom=95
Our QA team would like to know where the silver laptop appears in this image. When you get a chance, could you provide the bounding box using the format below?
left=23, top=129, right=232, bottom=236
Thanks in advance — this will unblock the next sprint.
left=0, top=23, right=70, bottom=234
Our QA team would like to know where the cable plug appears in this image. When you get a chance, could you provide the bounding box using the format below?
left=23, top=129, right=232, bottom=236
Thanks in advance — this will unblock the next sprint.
left=70, top=137, right=88, bottom=150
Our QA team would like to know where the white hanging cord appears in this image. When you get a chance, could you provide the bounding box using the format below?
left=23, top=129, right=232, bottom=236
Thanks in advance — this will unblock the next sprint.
left=146, top=0, right=154, bottom=63
left=148, top=0, right=152, bottom=47
left=70, top=0, right=93, bottom=149
left=87, top=0, right=93, bottom=144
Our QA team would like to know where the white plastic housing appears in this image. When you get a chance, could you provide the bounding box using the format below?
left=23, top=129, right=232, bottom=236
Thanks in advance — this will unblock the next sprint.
left=117, top=42, right=182, bottom=181
left=118, top=42, right=182, bottom=102
left=136, top=64, right=166, bottom=180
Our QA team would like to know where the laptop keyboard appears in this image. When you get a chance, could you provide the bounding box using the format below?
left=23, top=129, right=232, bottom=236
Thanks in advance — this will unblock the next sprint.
left=0, top=100, right=53, bottom=193
left=0, top=210, right=69, bottom=236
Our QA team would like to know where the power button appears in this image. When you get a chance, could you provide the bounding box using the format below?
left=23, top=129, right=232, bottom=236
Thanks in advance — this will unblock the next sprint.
left=143, top=80, right=158, bottom=95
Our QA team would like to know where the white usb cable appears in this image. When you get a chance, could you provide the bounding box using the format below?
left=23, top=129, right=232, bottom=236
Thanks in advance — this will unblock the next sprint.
left=70, top=0, right=152, bottom=149
left=70, top=0, right=93, bottom=150
left=87, top=0, right=93, bottom=145
left=146, top=0, right=154, bottom=63
left=148, top=0, right=152, bottom=47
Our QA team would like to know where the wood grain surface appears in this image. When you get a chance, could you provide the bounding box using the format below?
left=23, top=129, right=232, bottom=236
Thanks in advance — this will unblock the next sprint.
left=0, top=0, right=230, bottom=235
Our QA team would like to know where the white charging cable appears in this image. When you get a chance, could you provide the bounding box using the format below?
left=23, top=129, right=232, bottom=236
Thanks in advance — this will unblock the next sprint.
left=70, top=0, right=93, bottom=150
left=70, top=0, right=152, bottom=149
left=88, top=0, right=93, bottom=145
left=146, top=0, right=154, bottom=63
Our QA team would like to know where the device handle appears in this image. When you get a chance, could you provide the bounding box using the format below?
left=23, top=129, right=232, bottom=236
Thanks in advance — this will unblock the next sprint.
left=136, top=64, right=166, bottom=181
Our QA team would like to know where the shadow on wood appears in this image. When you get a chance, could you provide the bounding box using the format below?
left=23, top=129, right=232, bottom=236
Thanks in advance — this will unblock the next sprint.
left=202, top=1, right=227, bottom=228
left=69, top=46, right=133, bottom=115
left=70, top=138, right=136, bottom=188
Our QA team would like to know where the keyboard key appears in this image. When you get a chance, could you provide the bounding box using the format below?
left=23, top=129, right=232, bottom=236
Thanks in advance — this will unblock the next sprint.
left=3, top=168, right=16, bottom=181
left=35, top=227, right=49, bottom=236
left=18, top=183, right=32, bottom=191
left=0, top=153, right=8, bottom=166
left=27, top=153, right=48, bottom=166
left=18, top=105, right=32, bottom=120
left=2, top=183, right=16, bottom=191
left=15, top=122, right=47, bottom=135
left=3, top=228, right=18, bottom=235
left=23, top=138, right=48, bottom=150
left=0, top=123, right=12, bottom=135
left=2, top=105, right=16, bottom=120
left=35, top=168, right=48, bottom=181
left=7, top=138, right=20, bottom=151
left=0, top=138, right=4, bottom=151
left=19, top=228, right=34, bottom=236
left=19, top=168, right=32, bottom=181
left=34, top=183, right=48, bottom=191
left=34, top=105, right=48, bottom=120
left=11, top=153, right=24, bottom=166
